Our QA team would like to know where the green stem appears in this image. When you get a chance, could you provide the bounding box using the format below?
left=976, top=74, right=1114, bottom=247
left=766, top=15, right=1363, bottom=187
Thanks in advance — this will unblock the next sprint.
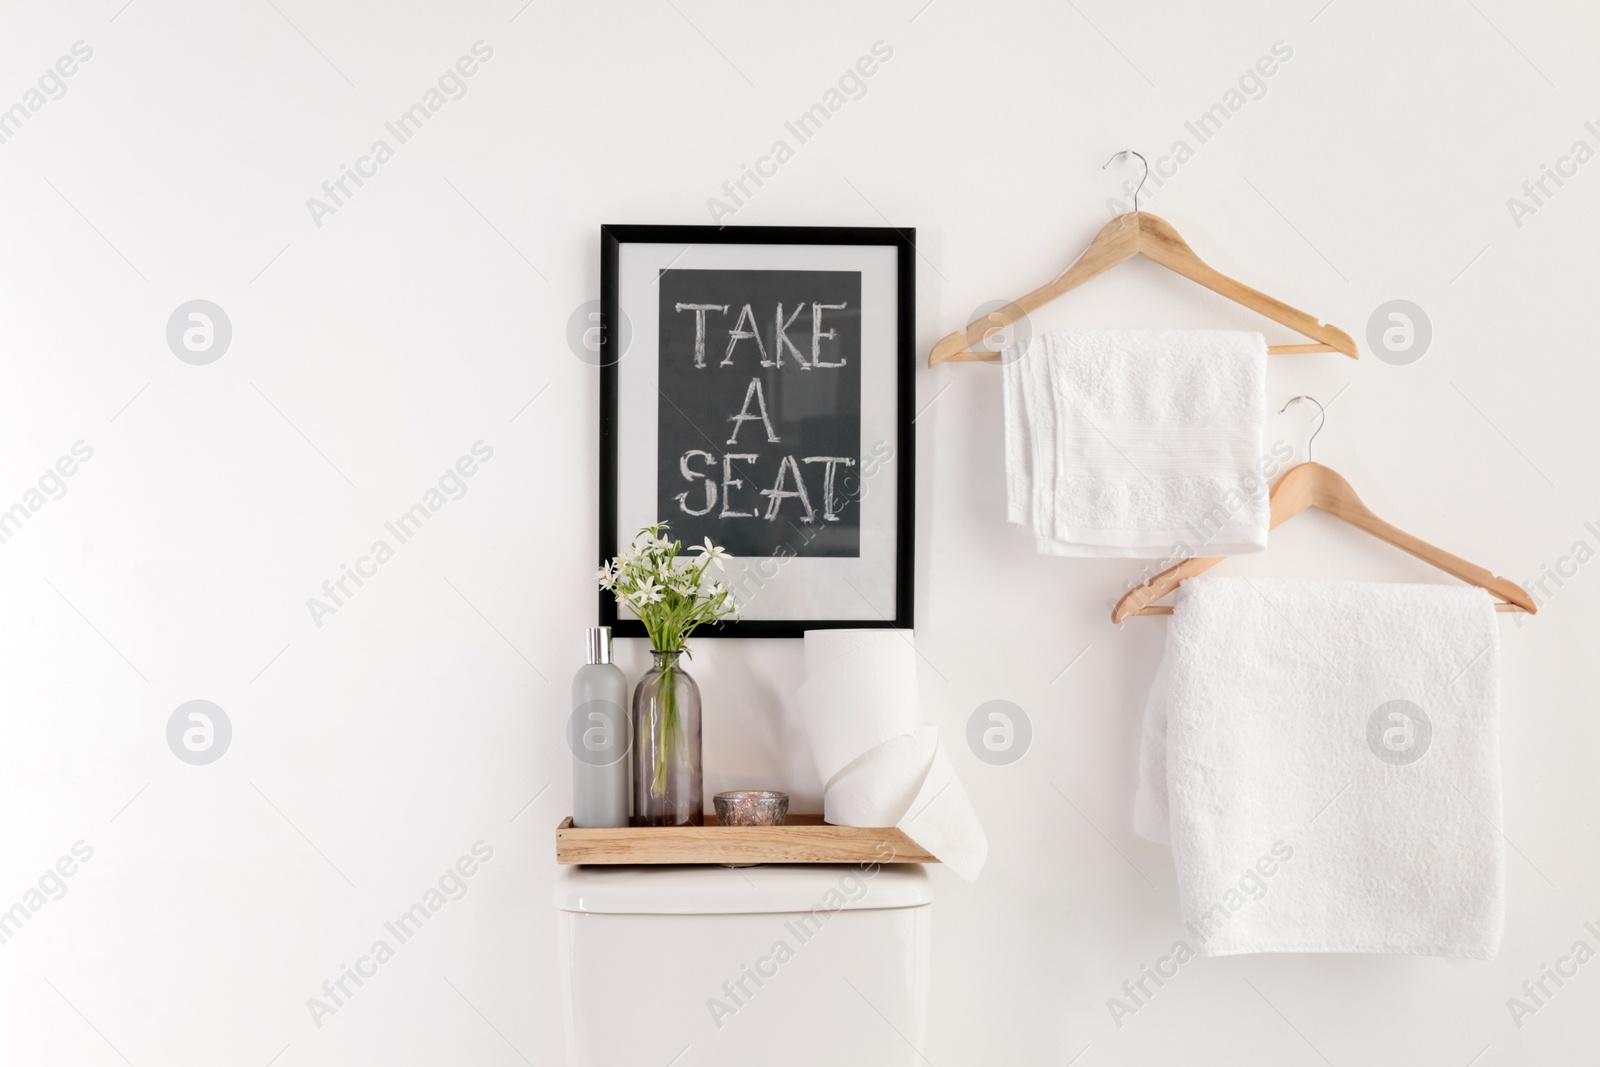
left=650, top=660, right=677, bottom=799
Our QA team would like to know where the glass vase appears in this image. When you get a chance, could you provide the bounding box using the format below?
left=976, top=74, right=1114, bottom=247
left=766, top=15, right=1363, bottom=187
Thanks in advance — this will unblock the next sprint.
left=631, top=650, right=703, bottom=826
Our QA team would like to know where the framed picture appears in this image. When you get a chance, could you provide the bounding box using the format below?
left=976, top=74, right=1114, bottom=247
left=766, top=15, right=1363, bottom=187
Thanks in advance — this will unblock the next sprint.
left=598, top=225, right=915, bottom=639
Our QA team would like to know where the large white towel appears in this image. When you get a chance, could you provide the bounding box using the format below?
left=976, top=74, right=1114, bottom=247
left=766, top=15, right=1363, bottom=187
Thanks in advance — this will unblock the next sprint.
left=1002, top=330, right=1269, bottom=557
left=1134, top=577, right=1505, bottom=958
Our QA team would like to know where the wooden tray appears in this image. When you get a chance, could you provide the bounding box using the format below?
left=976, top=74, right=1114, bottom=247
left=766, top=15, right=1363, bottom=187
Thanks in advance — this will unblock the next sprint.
left=556, top=814, right=936, bottom=866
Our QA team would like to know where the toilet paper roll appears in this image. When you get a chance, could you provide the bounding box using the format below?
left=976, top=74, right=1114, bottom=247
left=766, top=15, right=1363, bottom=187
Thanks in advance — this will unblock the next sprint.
left=796, top=631, right=919, bottom=785
left=799, top=629, right=989, bottom=883
left=802, top=627, right=891, bottom=675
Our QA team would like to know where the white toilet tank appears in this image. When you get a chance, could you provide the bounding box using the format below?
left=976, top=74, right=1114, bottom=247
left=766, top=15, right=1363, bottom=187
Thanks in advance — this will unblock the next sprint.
left=555, top=863, right=933, bottom=1066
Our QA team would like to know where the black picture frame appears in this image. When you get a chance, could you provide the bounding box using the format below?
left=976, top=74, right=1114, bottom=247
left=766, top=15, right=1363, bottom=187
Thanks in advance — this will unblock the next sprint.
left=598, top=224, right=915, bottom=639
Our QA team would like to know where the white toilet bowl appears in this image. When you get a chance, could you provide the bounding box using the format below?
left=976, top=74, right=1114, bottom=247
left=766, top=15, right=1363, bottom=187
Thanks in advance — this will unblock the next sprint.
left=555, top=863, right=933, bottom=1066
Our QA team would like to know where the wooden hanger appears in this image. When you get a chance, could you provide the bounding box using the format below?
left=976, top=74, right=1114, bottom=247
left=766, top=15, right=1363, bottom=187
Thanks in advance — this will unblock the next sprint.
left=929, top=152, right=1358, bottom=366
left=1111, top=460, right=1537, bottom=622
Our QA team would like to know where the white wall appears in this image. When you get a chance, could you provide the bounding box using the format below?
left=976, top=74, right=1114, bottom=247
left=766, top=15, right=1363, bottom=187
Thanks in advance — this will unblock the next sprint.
left=3, top=1, right=1597, bottom=1064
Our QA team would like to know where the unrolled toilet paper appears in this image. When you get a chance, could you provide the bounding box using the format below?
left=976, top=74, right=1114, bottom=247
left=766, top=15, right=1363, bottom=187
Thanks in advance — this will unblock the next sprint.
left=798, top=630, right=988, bottom=882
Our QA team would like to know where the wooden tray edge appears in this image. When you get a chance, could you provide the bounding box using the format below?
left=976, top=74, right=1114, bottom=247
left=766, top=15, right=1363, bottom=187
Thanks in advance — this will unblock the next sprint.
left=555, top=815, right=937, bottom=865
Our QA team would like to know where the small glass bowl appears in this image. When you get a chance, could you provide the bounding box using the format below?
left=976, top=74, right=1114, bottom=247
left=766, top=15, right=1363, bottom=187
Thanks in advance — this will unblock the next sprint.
left=713, top=790, right=789, bottom=827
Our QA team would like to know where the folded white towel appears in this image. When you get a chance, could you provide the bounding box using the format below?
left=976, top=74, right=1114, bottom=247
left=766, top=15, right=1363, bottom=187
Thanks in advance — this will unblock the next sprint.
left=1134, top=577, right=1504, bottom=958
left=1003, top=330, right=1270, bottom=557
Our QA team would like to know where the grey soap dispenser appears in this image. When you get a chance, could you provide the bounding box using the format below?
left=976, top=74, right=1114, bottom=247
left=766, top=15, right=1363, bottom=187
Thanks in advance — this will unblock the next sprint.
left=569, top=627, right=630, bottom=827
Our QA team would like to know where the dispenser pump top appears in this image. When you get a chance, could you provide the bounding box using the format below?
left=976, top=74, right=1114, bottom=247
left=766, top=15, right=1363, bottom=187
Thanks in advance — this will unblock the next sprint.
left=584, top=626, right=612, bottom=665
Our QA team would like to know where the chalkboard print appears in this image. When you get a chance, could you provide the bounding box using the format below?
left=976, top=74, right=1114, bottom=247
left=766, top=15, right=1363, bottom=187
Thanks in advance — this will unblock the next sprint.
left=601, top=224, right=914, bottom=637
left=657, top=268, right=862, bottom=558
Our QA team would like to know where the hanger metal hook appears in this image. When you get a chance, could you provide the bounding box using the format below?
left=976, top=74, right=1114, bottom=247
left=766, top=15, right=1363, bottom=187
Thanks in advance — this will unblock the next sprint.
left=1278, top=395, right=1326, bottom=462
left=1103, top=150, right=1149, bottom=213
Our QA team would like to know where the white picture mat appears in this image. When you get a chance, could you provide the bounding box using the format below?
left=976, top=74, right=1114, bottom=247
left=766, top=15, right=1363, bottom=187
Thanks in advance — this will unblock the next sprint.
left=615, top=241, right=901, bottom=621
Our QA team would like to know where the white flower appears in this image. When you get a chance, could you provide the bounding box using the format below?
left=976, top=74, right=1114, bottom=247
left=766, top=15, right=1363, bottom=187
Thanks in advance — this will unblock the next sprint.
left=692, top=537, right=729, bottom=571
left=601, top=523, right=742, bottom=645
